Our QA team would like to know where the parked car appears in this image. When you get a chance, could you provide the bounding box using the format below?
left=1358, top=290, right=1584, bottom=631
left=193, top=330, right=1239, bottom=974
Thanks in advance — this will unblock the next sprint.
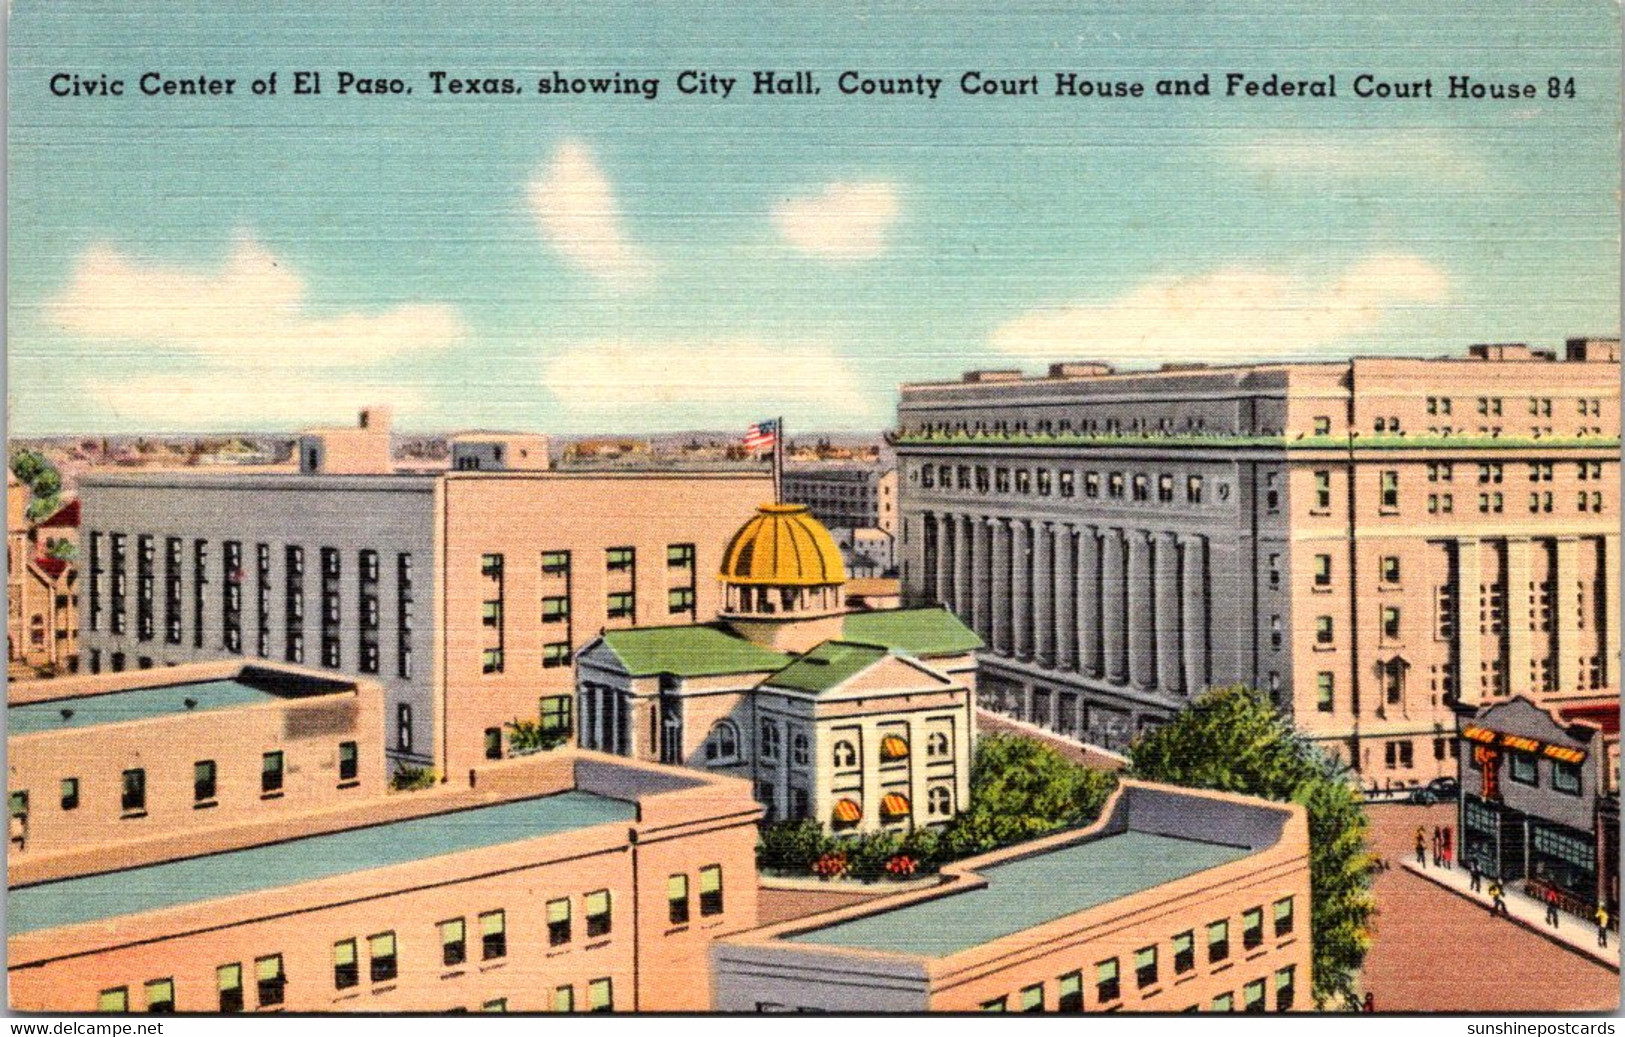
left=1408, top=776, right=1460, bottom=805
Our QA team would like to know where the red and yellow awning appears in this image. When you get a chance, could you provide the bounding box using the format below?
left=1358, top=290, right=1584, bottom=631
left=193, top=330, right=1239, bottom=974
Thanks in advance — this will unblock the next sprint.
left=832, top=799, right=862, bottom=824
left=880, top=793, right=911, bottom=819
left=1500, top=734, right=1541, bottom=754
left=1461, top=725, right=1586, bottom=763
left=1543, top=744, right=1587, bottom=764
left=1461, top=725, right=1497, bottom=744
left=879, top=735, right=910, bottom=761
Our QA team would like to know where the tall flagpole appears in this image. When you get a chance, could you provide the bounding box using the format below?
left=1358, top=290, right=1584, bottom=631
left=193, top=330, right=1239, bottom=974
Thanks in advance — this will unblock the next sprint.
left=773, top=416, right=784, bottom=504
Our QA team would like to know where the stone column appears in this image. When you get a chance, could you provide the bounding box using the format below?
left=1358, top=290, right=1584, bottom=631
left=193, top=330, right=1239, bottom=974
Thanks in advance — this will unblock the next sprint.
left=931, top=513, right=951, bottom=608
left=1012, top=520, right=1033, bottom=660
left=1156, top=531, right=1183, bottom=696
left=1555, top=537, right=1580, bottom=694
left=992, top=520, right=1014, bottom=656
left=954, top=514, right=973, bottom=620
left=1128, top=531, right=1155, bottom=690
left=1504, top=538, right=1533, bottom=699
left=1054, top=526, right=1077, bottom=670
left=1606, top=536, right=1621, bottom=690
left=1181, top=535, right=1209, bottom=694
left=1103, top=529, right=1128, bottom=684
left=1455, top=538, right=1482, bottom=706
left=1078, top=527, right=1102, bottom=677
left=972, top=518, right=993, bottom=643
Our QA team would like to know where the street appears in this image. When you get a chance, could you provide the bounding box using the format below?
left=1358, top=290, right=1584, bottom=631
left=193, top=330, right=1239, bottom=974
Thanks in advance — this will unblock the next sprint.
left=1361, top=802, right=1619, bottom=1012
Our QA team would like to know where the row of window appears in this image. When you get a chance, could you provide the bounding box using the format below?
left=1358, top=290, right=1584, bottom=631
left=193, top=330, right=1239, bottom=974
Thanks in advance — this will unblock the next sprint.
left=8, top=744, right=359, bottom=824
left=918, top=464, right=1216, bottom=506
left=1423, top=396, right=1608, bottom=418
left=980, top=899, right=1296, bottom=1013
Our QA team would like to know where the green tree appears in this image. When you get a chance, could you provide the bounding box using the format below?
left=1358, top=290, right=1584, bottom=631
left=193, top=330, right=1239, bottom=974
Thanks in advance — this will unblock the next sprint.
left=940, top=733, right=1118, bottom=859
left=1128, top=685, right=1376, bottom=1010
left=9, top=449, right=48, bottom=487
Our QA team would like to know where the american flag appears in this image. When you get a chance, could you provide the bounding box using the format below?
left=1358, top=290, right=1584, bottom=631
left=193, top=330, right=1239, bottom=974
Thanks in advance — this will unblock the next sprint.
left=743, top=419, right=779, bottom=452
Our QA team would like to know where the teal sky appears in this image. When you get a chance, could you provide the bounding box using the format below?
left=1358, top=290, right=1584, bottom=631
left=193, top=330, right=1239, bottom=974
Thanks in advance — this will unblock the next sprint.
left=7, top=1, right=1620, bottom=435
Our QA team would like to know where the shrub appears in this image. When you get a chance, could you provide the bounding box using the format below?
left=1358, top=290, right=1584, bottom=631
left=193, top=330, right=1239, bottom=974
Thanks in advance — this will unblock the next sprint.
left=505, top=717, right=569, bottom=755
left=757, top=819, right=831, bottom=874
left=846, top=830, right=904, bottom=882
left=390, top=765, right=437, bottom=791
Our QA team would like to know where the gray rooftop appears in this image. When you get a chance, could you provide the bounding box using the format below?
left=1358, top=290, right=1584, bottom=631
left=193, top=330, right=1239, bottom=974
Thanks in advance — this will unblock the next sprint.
left=785, top=831, right=1249, bottom=958
left=9, top=790, right=636, bottom=934
left=9, top=678, right=284, bottom=736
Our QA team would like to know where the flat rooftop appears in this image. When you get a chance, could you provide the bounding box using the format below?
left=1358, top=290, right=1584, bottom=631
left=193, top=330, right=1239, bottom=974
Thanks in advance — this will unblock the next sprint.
left=785, top=830, right=1248, bottom=958
left=9, top=677, right=286, bottom=735
left=9, top=790, right=636, bottom=934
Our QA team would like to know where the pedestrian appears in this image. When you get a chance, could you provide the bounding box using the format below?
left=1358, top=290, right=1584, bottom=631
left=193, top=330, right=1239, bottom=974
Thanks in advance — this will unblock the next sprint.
left=1432, top=826, right=1443, bottom=867
left=1596, top=905, right=1610, bottom=948
left=1546, top=887, right=1561, bottom=928
left=1469, top=860, right=1483, bottom=892
left=1442, top=827, right=1454, bottom=870
left=1362, top=992, right=1375, bottom=1014
left=1442, top=840, right=1453, bottom=871
left=1415, top=826, right=1427, bottom=867
left=1489, top=879, right=1509, bottom=917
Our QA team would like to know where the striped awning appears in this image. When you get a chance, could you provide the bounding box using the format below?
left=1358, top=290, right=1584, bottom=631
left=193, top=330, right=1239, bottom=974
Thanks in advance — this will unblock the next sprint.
left=879, top=735, right=910, bottom=760
left=1543, top=744, right=1587, bottom=764
left=1461, top=725, right=1497, bottom=744
left=1500, top=734, right=1541, bottom=753
left=832, top=798, right=862, bottom=824
left=880, top=793, right=911, bottom=819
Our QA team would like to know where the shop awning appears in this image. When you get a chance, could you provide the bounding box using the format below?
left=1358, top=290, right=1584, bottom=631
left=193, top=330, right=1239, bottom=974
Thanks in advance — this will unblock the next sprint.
left=1543, top=744, right=1587, bottom=764
left=880, top=793, right=911, bottom=819
left=879, top=735, right=910, bottom=761
left=1461, top=725, right=1497, bottom=744
left=832, top=798, right=862, bottom=824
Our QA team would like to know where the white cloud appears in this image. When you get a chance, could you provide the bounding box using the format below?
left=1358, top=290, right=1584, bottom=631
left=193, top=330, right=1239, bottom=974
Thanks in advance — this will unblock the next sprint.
left=543, top=339, right=873, bottom=419
left=82, top=369, right=429, bottom=433
left=527, top=141, right=653, bottom=287
left=992, top=254, right=1450, bottom=364
left=1227, top=132, right=1484, bottom=185
left=772, top=182, right=900, bottom=260
left=47, top=234, right=465, bottom=365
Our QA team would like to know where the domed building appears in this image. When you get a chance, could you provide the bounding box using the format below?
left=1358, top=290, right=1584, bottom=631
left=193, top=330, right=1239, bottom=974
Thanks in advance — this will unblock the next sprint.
left=576, top=503, right=981, bottom=833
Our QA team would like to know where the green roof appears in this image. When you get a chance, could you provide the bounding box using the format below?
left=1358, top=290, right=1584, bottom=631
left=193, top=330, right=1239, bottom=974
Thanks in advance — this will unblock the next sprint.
left=10, top=678, right=281, bottom=736
left=598, top=625, right=792, bottom=677
left=840, top=607, right=982, bottom=656
left=766, top=642, right=891, bottom=694
left=785, top=831, right=1248, bottom=958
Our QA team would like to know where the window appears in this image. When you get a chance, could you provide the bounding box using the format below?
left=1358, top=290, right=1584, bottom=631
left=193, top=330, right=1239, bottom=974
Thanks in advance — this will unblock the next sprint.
left=1382, top=556, right=1401, bottom=584
left=1316, top=616, right=1333, bottom=646
left=1157, top=473, right=1174, bottom=502
left=927, top=785, right=953, bottom=816
left=1314, top=416, right=1331, bottom=435
left=262, top=751, right=284, bottom=795
left=1211, top=993, right=1234, bottom=1013
left=547, top=898, right=572, bottom=945
left=122, top=768, right=146, bottom=814
left=1016, top=469, right=1032, bottom=494
left=668, top=874, right=690, bottom=924
left=542, top=550, right=571, bottom=575
left=1314, top=470, right=1331, bottom=509
left=194, top=760, right=217, bottom=803
left=705, top=720, right=741, bottom=763
left=585, top=889, right=612, bottom=937
left=334, top=938, right=360, bottom=988
left=607, top=591, right=635, bottom=620
left=480, top=910, right=506, bottom=959
left=668, top=587, right=695, bottom=614
left=1084, top=471, right=1100, bottom=498
left=1057, top=970, right=1083, bottom=1012
left=482, top=646, right=504, bottom=673
left=339, top=741, right=358, bottom=782
left=1380, top=470, right=1399, bottom=509
left=255, top=955, right=285, bottom=1007
left=1274, top=896, right=1294, bottom=937
left=1187, top=474, right=1204, bottom=503
left=1095, top=958, right=1120, bottom=1003
left=791, top=730, right=810, bottom=765
left=1132, top=473, right=1149, bottom=501
left=833, top=739, right=857, bottom=769
left=59, top=777, right=79, bottom=811
left=397, top=703, right=414, bottom=753
left=543, top=641, right=572, bottom=668
left=369, top=931, right=398, bottom=983
left=1135, top=945, right=1158, bottom=989
left=1108, top=471, right=1124, bottom=499
left=1173, top=931, right=1195, bottom=973
left=588, top=978, right=612, bottom=1013
left=1242, top=907, right=1264, bottom=949
left=759, top=720, right=781, bottom=761
left=1021, top=984, right=1044, bottom=1012
left=1208, top=919, right=1229, bottom=962
left=144, top=978, right=174, bottom=1013
left=699, top=864, right=724, bottom=915
left=995, top=468, right=1010, bottom=493
left=980, top=997, right=1007, bottom=1012
left=1383, top=606, right=1401, bottom=640
left=98, top=988, right=129, bottom=1013
left=1060, top=470, right=1076, bottom=497
left=667, top=543, right=695, bottom=568
left=1317, top=672, right=1334, bottom=713
left=1275, top=966, right=1296, bottom=1012
left=484, top=727, right=502, bottom=761
left=1510, top=752, right=1537, bottom=786
left=482, top=999, right=507, bottom=1013
left=217, top=964, right=243, bottom=1013
left=1553, top=760, right=1582, bottom=794
left=1244, top=979, right=1266, bottom=1013
left=1314, top=554, right=1332, bottom=587
left=606, top=547, right=634, bottom=572
left=541, top=595, right=570, bottom=622
left=553, top=985, right=575, bottom=1012
left=439, top=919, right=466, bottom=967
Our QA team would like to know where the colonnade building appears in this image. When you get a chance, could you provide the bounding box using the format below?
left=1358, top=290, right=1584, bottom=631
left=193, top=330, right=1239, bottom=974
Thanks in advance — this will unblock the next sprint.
left=894, top=339, right=1620, bottom=779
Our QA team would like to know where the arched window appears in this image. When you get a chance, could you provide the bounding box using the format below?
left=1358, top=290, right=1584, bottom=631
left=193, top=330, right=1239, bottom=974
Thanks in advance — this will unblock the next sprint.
left=928, top=786, right=953, bottom=817
left=832, top=740, right=857, bottom=769
left=791, top=730, right=810, bottom=766
left=759, top=720, right=781, bottom=762
left=705, top=720, right=740, bottom=764
left=927, top=731, right=950, bottom=758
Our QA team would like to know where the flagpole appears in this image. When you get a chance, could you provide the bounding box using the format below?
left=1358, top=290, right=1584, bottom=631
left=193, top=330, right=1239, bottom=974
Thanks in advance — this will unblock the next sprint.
left=773, top=416, right=784, bottom=504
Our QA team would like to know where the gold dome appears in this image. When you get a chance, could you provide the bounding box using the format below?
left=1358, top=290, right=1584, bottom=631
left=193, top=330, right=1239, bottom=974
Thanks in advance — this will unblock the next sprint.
left=719, top=503, right=846, bottom=587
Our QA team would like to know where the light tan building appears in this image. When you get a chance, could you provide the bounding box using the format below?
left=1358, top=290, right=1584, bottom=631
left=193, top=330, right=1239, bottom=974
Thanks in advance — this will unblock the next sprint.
left=76, top=408, right=771, bottom=777
left=8, top=751, right=761, bottom=1013
left=8, top=660, right=386, bottom=858
left=714, top=779, right=1312, bottom=1012
left=895, top=338, right=1620, bottom=782
left=7, top=477, right=79, bottom=676
left=576, top=503, right=979, bottom=832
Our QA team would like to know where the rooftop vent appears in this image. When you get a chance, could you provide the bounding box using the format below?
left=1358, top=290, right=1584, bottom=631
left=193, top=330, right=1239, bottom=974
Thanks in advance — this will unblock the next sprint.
left=963, top=369, right=1025, bottom=384
left=1565, top=337, right=1621, bottom=363
left=1047, top=362, right=1115, bottom=379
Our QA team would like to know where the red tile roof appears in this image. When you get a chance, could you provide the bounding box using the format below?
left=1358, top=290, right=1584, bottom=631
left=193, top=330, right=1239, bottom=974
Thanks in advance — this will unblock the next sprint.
left=37, top=500, right=79, bottom=529
left=33, top=556, right=68, bottom=579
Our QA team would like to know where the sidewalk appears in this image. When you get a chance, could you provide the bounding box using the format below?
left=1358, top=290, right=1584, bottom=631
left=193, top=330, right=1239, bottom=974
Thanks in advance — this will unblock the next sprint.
left=1401, top=858, right=1619, bottom=970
